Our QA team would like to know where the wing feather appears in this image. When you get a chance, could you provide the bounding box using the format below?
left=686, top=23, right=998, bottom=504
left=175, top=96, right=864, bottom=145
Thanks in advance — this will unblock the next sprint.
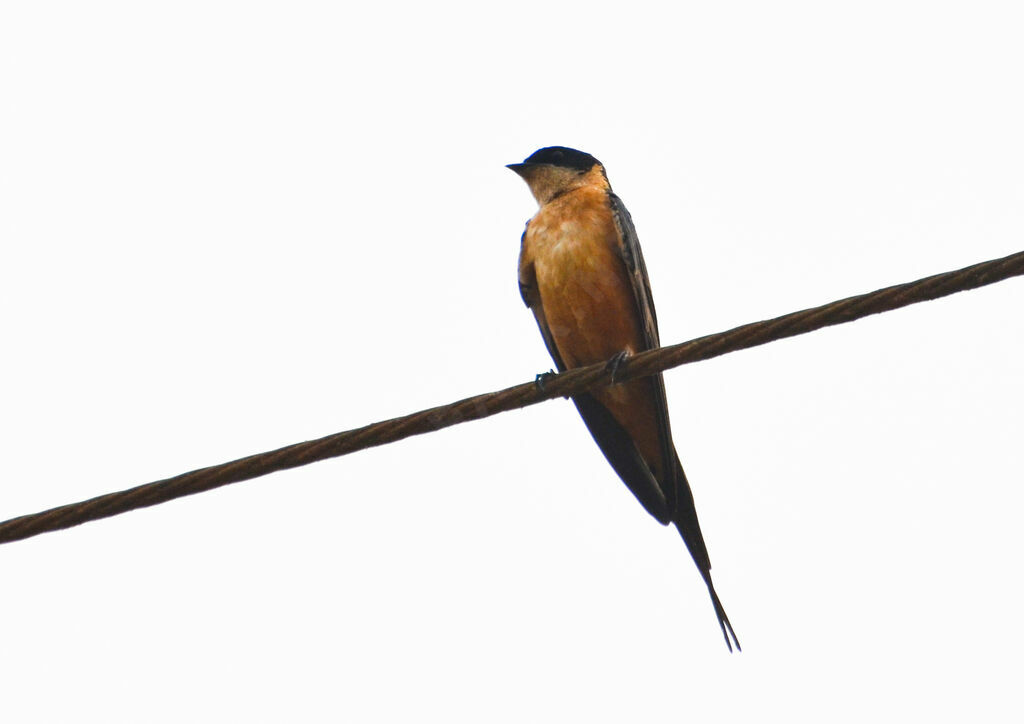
left=610, top=193, right=739, bottom=649
left=608, top=193, right=679, bottom=516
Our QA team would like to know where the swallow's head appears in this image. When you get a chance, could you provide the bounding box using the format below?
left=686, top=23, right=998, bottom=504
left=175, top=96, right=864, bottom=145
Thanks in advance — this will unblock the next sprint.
left=507, top=146, right=609, bottom=205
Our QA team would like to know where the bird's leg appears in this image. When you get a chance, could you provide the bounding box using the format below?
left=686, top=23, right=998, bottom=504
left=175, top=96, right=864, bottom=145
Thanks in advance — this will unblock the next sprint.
left=535, top=369, right=558, bottom=392
left=605, top=350, right=630, bottom=384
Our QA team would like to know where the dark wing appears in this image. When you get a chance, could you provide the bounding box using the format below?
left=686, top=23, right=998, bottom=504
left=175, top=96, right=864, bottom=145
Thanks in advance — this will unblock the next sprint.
left=607, top=192, right=678, bottom=515
left=610, top=194, right=740, bottom=651
left=571, top=394, right=670, bottom=523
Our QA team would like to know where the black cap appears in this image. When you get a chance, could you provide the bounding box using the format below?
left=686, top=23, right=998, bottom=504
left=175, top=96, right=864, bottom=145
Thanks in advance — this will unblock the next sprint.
left=508, top=146, right=601, bottom=172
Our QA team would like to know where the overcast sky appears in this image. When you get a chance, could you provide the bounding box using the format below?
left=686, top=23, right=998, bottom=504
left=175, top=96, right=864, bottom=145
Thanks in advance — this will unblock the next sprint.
left=2, top=2, right=1022, bottom=722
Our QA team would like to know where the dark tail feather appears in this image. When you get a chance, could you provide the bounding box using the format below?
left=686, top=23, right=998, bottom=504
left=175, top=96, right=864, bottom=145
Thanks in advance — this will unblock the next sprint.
left=671, top=457, right=740, bottom=651
left=675, top=518, right=741, bottom=652
left=705, top=577, right=741, bottom=653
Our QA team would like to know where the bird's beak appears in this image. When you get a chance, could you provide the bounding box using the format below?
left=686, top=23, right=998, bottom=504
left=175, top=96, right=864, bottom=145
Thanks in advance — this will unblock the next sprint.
left=506, top=162, right=531, bottom=177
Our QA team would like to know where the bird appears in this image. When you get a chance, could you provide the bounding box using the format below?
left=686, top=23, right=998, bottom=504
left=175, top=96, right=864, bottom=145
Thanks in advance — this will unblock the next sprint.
left=509, top=146, right=740, bottom=651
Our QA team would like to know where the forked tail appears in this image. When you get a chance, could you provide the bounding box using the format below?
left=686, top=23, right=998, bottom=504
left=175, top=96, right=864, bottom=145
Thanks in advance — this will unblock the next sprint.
left=705, top=577, right=741, bottom=652
left=674, top=515, right=741, bottom=652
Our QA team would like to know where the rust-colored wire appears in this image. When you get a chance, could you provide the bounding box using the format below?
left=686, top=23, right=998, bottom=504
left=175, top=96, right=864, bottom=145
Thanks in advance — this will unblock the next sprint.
left=1, top=249, right=1022, bottom=545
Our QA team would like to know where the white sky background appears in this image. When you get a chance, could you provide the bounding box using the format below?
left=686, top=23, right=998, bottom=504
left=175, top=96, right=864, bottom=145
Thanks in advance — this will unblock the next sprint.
left=2, top=2, right=1022, bottom=721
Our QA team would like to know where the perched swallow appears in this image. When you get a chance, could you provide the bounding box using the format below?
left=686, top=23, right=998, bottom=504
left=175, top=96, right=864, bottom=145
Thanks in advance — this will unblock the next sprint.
left=510, top=146, right=739, bottom=651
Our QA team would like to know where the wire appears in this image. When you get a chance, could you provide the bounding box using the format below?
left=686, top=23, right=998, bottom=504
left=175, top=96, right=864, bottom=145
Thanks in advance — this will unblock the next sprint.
left=1, top=249, right=1021, bottom=545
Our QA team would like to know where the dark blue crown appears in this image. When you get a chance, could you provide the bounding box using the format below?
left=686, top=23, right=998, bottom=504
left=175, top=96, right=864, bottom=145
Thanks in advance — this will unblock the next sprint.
left=521, top=146, right=600, bottom=172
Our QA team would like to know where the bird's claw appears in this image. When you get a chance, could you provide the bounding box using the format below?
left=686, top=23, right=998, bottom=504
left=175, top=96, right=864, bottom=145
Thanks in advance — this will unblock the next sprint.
left=535, top=370, right=557, bottom=392
left=605, top=350, right=630, bottom=384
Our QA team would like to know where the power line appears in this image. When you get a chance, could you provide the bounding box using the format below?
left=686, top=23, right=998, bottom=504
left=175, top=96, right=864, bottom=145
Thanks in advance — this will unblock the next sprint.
left=1, top=249, right=1022, bottom=545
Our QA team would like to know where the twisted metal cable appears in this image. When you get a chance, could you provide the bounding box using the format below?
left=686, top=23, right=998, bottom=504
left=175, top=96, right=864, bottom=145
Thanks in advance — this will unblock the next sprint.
left=2, top=249, right=1022, bottom=545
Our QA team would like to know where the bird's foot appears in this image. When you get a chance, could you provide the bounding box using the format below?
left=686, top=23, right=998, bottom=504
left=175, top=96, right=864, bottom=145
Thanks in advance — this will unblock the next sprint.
left=535, top=369, right=558, bottom=392
left=605, top=350, right=630, bottom=384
